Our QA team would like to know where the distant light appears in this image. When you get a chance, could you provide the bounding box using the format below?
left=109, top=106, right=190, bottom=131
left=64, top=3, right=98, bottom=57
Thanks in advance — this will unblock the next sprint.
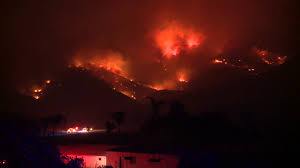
left=67, top=128, right=72, bottom=133
left=34, top=89, right=42, bottom=93
left=178, top=76, right=187, bottom=83
left=90, top=128, right=93, bottom=131
left=2, top=160, right=6, bottom=165
left=46, top=80, right=51, bottom=84
left=33, top=95, right=40, bottom=100
left=81, top=127, right=88, bottom=133
left=213, top=59, right=223, bottom=64
left=75, top=127, right=79, bottom=130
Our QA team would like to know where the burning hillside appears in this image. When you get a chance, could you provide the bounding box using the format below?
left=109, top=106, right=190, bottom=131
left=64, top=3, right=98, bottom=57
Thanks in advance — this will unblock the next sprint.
left=19, top=80, right=53, bottom=100
left=17, top=15, right=289, bottom=101
left=155, top=22, right=205, bottom=59
left=64, top=21, right=288, bottom=101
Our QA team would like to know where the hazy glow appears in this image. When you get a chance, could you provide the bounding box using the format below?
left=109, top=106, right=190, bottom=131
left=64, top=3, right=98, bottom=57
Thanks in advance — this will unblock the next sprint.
left=155, top=22, right=204, bottom=59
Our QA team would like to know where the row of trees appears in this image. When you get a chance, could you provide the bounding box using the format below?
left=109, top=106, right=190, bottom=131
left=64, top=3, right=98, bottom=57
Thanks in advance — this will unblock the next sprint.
left=104, top=97, right=186, bottom=134
left=40, top=114, right=67, bottom=136
left=105, top=112, right=125, bottom=134
left=39, top=97, right=183, bottom=136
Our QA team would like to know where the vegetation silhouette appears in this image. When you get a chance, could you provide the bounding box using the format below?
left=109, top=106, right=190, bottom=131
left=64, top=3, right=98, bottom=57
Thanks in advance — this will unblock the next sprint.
left=105, top=121, right=116, bottom=134
left=41, top=114, right=67, bottom=136
left=112, top=112, right=125, bottom=134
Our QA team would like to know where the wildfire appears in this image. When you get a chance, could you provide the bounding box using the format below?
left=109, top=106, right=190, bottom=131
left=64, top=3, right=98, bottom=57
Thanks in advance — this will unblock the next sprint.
left=148, top=85, right=164, bottom=91
left=34, top=89, right=42, bottom=93
left=213, top=59, right=225, bottom=64
left=72, top=50, right=129, bottom=78
left=20, top=79, right=54, bottom=100
left=212, top=58, right=257, bottom=73
left=155, top=22, right=204, bottom=59
left=254, top=47, right=287, bottom=65
left=187, top=34, right=200, bottom=48
left=177, top=71, right=188, bottom=83
left=248, top=68, right=255, bottom=72
left=120, top=90, right=136, bottom=100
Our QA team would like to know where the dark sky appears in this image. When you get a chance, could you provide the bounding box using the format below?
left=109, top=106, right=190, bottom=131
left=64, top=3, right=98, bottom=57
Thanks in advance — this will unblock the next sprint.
left=1, top=0, right=299, bottom=130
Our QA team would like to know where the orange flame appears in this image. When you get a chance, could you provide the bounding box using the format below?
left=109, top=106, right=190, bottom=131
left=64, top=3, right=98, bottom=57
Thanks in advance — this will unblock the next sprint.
left=213, top=59, right=223, bottom=64
left=72, top=50, right=129, bottom=78
left=254, top=47, right=287, bottom=65
left=177, top=71, right=188, bottom=83
left=155, top=22, right=204, bottom=59
left=120, top=90, right=136, bottom=100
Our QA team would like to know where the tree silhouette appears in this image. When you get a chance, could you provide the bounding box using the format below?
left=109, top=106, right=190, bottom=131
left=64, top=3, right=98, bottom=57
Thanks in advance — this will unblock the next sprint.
left=168, top=101, right=186, bottom=119
left=105, top=121, right=116, bottom=134
left=51, top=114, right=67, bottom=136
left=112, top=112, right=125, bottom=134
left=146, top=96, right=164, bottom=120
left=40, top=114, right=66, bottom=136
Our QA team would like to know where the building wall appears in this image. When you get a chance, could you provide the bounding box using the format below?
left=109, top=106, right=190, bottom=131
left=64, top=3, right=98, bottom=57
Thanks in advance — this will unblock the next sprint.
left=65, top=154, right=106, bottom=168
left=106, top=151, right=179, bottom=168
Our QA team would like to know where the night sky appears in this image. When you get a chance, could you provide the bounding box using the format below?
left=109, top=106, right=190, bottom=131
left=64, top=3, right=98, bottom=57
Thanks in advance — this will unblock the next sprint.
left=1, top=0, right=299, bottom=130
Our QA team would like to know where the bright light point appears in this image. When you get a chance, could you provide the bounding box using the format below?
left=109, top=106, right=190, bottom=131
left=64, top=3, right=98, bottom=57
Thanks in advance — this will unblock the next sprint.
left=90, top=128, right=93, bottom=131
left=33, top=95, right=40, bottom=100
left=178, top=77, right=187, bottom=82
left=67, top=128, right=72, bottom=133
left=75, top=127, right=78, bottom=130
left=34, top=89, right=42, bottom=93
left=46, top=80, right=51, bottom=84
left=177, top=72, right=188, bottom=83
left=213, top=59, right=223, bottom=64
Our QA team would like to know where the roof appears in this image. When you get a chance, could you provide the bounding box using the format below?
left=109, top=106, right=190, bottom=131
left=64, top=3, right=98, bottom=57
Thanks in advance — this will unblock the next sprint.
left=58, top=144, right=121, bottom=156
left=106, top=146, right=178, bottom=155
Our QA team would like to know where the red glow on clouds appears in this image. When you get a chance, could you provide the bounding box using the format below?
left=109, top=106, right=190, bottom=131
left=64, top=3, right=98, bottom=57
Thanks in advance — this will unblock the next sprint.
left=155, top=22, right=204, bottom=59
left=186, top=35, right=200, bottom=48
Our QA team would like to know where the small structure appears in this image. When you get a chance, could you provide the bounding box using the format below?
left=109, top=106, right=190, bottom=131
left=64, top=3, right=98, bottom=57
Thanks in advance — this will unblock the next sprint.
left=58, top=144, right=116, bottom=168
left=59, top=144, right=180, bottom=168
left=105, top=147, right=179, bottom=168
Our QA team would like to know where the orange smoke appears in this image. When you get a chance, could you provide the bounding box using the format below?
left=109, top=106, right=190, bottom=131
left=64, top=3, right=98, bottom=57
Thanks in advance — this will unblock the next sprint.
left=177, top=71, right=189, bottom=83
left=72, top=50, right=130, bottom=78
left=155, top=22, right=205, bottom=59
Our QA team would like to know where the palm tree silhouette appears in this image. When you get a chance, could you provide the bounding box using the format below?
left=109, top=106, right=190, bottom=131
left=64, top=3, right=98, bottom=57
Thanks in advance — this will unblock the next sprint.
left=51, top=114, right=67, bottom=136
left=105, top=121, right=116, bottom=134
left=112, top=112, right=125, bottom=134
left=40, top=114, right=66, bottom=136
left=146, top=96, right=164, bottom=120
